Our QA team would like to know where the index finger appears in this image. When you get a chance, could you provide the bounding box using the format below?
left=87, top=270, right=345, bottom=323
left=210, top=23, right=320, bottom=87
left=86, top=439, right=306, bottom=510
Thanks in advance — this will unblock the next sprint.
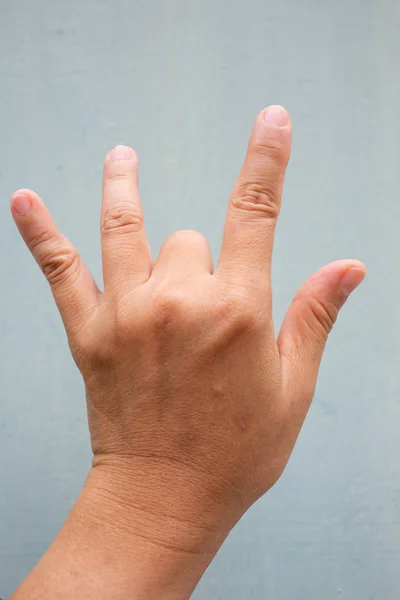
left=216, top=106, right=292, bottom=287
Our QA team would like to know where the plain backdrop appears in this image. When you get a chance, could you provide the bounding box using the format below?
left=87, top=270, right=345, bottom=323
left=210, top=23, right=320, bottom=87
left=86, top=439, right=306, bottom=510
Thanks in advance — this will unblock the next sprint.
left=1, top=0, right=400, bottom=598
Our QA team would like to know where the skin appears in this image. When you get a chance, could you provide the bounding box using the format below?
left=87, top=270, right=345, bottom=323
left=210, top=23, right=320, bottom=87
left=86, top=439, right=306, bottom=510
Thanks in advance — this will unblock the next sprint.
left=9, top=105, right=365, bottom=600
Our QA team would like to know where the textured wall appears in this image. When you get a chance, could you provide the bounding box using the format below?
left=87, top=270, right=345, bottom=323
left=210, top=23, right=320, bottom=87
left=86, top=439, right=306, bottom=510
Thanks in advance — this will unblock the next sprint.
left=1, top=0, right=400, bottom=598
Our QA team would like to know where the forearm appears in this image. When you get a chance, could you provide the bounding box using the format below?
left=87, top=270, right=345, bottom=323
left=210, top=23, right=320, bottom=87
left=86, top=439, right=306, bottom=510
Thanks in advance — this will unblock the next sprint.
left=11, top=465, right=228, bottom=600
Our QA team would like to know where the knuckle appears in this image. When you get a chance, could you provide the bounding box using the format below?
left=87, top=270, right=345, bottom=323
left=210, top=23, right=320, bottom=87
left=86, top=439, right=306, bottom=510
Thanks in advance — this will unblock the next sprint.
left=231, top=181, right=280, bottom=219
left=104, top=171, right=132, bottom=183
left=305, top=294, right=339, bottom=337
left=221, top=291, right=262, bottom=336
left=151, top=288, right=194, bottom=330
left=113, top=297, right=142, bottom=342
left=27, top=227, right=54, bottom=252
left=251, top=138, right=288, bottom=167
left=76, top=339, right=114, bottom=376
left=101, top=205, right=144, bottom=234
left=87, top=340, right=113, bottom=368
left=165, top=229, right=207, bottom=246
left=73, top=319, right=114, bottom=372
left=41, top=245, right=82, bottom=286
left=231, top=303, right=259, bottom=334
left=27, top=228, right=83, bottom=288
left=72, top=332, right=96, bottom=368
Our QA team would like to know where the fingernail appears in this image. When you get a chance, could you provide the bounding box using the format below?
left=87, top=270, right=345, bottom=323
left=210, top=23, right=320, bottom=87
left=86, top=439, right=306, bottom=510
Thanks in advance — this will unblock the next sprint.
left=109, top=145, right=132, bottom=160
left=340, top=267, right=366, bottom=297
left=11, top=193, right=31, bottom=216
left=264, top=105, right=290, bottom=127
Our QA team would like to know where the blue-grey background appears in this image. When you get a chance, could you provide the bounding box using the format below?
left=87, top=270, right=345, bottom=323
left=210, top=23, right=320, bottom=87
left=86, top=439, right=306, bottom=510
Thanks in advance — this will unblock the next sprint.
left=1, top=0, right=399, bottom=598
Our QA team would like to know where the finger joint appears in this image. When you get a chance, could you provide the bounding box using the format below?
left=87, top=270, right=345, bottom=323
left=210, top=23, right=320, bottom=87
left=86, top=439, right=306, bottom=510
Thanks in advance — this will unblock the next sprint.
left=231, top=182, right=280, bottom=220
left=41, top=246, right=82, bottom=287
left=101, top=206, right=144, bottom=235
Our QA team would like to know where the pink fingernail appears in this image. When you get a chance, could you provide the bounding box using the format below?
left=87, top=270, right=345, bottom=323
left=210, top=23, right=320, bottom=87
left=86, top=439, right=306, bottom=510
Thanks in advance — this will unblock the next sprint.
left=11, top=193, right=31, bottom=216
left=340, top=267, right=366, bottom=297
left=263, top=105, right=290, bottom=127
left=109, top=145, right=132, bottom=160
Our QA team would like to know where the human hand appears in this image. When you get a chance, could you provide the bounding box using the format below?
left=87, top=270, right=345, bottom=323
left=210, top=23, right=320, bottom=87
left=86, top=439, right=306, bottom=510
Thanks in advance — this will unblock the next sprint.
left=10, top=105, right=365, bottom=599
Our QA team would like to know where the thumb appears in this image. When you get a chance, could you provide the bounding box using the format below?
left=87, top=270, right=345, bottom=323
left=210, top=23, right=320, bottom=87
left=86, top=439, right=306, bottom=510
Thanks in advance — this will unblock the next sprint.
left=277, top=259, right=366, bottom=414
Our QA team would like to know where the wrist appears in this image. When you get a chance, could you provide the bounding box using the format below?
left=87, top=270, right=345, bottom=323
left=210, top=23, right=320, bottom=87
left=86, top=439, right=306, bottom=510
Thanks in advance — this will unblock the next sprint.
left=81, top=459, right=230, bottom=549
left=67, top=462, right=231, bottom=599
left=12, top=461, right=232, bottom=600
